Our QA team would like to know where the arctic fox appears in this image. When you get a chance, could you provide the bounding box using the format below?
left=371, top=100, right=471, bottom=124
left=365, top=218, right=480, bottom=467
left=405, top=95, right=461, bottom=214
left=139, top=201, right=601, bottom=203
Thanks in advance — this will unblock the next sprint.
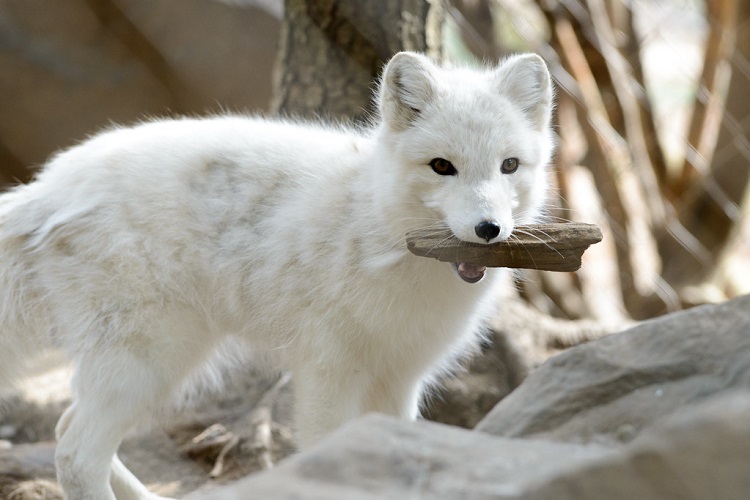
left=0, top=52, right=553, bottom=499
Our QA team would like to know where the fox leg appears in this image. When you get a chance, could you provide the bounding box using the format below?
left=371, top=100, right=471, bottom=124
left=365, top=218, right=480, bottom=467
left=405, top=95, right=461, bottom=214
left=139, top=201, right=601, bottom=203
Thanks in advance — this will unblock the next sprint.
left=55, top=397, right=129, bottom=500
left=55, top=353, right=183, bottom=500
left=55, top=399, right=181, bottom=500
left=54, top=321, right=213, bottom=499
left=110, top=454, right=170, bottom=500
left=51, top=300, right=222, bottom=499
left=291, top=358, right=423, bottom=447
left=292, top=361, right=367, bottom=448
left=362, top=375, right=423, bottom=420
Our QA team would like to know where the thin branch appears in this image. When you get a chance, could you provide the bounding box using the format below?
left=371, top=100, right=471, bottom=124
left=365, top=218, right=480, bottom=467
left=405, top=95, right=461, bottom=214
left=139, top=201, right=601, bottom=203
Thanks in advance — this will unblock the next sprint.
left=676, top=0, right=738, bottom=198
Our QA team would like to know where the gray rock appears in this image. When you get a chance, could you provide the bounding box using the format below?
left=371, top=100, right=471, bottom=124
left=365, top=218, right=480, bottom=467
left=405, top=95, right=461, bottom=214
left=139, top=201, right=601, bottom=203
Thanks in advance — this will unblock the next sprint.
left=186, top=414, right=608, bottom=500
left=188, top=391, right=750, bottom=500
left=187, top=391, right=750, bottom=500
left=525, top=390, right=750, bottom=499
left=425, top=298, right=622, bottom=429
left=189, top=295, right=750, bottom=499
left=476, top=294, right=750, bottom=443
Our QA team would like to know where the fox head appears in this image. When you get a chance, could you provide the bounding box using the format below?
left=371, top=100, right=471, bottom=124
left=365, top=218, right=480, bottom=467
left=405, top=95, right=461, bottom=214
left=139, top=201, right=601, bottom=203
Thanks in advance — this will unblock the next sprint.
left=376, top=52, right=554, bottom=254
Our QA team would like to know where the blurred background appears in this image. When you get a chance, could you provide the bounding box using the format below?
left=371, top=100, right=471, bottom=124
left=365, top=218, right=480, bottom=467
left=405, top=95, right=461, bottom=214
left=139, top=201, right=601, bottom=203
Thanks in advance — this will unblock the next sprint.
left=0, top=0, right=748, bottom=323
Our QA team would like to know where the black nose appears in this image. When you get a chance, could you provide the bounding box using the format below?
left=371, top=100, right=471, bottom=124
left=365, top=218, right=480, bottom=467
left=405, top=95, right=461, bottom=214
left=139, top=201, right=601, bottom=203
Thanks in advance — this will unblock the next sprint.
left=475, top=220, right=501, bottom=242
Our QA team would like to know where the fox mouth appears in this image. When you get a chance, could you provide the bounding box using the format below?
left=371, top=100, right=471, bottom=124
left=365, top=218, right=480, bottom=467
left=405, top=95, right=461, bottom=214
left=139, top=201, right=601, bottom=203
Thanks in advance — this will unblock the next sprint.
left=452, top=262, right=486, bottom=284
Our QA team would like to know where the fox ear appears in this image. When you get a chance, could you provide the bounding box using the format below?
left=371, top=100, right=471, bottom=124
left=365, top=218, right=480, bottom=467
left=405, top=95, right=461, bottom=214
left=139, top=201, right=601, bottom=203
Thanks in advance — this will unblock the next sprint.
left=379, top=52, right=439, bottom=131
left=494, top=54, right=553, bottom=131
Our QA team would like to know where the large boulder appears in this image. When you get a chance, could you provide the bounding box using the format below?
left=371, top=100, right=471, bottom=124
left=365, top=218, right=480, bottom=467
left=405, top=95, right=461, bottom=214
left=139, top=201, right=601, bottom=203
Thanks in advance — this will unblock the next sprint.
left=476, top=294, right=750, bottom=442
left=187, top=391, right=750, bottom=499
left=186, top=414, right=609, bottom=500
left=525, top=390, right=750, bottom=499
left=188, top=295, right=750, bottom=499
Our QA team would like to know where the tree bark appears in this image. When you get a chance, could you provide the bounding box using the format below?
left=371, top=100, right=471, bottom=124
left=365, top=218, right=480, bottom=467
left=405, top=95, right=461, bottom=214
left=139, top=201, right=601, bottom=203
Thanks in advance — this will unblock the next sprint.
left=272, top=0, right=444, bottom=121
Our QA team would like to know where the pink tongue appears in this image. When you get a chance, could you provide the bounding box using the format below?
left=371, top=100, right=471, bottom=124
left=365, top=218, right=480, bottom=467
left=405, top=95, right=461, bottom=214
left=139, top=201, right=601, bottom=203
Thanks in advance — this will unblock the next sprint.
left=457, top=262, right=486, bottom=283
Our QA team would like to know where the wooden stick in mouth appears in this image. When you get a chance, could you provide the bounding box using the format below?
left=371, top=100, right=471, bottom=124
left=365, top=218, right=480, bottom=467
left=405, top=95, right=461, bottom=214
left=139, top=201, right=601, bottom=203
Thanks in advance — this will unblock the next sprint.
left=405, top=223, right=603, bottom=272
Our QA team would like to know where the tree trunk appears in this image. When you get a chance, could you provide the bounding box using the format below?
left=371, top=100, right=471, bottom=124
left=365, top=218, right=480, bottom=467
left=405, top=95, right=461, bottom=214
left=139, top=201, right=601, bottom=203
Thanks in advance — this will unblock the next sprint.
left=271, top=0, right=444, bottom=121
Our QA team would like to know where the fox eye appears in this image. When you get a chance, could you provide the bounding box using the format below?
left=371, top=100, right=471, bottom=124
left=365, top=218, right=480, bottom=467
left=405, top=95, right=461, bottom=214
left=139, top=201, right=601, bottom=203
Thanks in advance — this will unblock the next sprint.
left=501, top=157, right=520, bottom=174
left=429, top=158, right=457, bottom=176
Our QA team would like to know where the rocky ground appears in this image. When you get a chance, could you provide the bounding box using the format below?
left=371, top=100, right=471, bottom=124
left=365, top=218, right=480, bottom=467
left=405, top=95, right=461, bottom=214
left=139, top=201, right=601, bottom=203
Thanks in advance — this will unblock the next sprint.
left=2, top=295, right=749, bottom=499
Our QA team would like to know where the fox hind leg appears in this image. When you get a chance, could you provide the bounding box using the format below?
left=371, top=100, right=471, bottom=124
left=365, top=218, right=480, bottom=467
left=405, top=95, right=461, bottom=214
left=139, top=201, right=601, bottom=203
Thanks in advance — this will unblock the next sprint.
left=54, top=316, right=214, bottom=499
left=111, top=454, right=172, bottom=500
left=55, top=351, right=191, bottom=499
left=55, top=403, right=170, bottom=500
left=55, top=397, right=131, bottom=500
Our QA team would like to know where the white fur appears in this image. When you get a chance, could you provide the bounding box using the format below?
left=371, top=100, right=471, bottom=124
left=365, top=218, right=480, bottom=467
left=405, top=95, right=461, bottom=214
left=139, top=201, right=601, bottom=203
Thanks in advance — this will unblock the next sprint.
left=0, top=52, right=553, bottom=499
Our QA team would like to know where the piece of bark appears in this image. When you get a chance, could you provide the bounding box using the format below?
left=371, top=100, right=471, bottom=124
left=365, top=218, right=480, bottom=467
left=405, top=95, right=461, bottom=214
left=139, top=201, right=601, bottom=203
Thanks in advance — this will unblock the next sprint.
left=405, top=223, right=603, bottom=272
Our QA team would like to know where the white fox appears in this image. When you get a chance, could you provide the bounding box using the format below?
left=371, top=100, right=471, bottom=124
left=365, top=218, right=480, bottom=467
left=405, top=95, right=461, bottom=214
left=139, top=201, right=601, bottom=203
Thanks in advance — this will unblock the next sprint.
left=0, top=52, right=553, bottom=499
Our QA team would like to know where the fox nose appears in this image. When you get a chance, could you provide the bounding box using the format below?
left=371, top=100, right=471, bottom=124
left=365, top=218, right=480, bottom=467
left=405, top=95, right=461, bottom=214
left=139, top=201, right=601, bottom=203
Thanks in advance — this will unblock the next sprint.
left=475, top=220, right=501, bottom=242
